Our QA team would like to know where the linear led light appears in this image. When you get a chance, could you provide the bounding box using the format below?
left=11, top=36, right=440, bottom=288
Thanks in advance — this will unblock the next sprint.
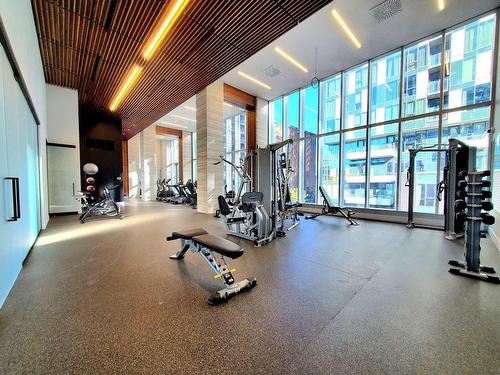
left=172, top=114, right=195, bottom=122
left=158, top=121, right=187, bottom=129
left=274, top=47, right=308, bottom=73
left=331, top=9, right=361, bottom=49
left=237, top=71, right=271, bottom=90
left=109, top=65, right=143, bottom=111
left=184, top=105, right=196, bottom=111
left=143, top=0, right=190, bottom=60
left=437, top=0, right=445, bottom=11
left=224, top=102, right=233, bottom=107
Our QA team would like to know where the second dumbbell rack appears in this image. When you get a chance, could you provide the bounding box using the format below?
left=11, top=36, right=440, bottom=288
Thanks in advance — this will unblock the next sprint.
left=449, top=171, right=499, bottom=284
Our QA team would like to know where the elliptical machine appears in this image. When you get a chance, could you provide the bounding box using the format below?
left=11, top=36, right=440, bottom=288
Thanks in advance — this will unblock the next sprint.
left=215, top=155, right=273, bottom=246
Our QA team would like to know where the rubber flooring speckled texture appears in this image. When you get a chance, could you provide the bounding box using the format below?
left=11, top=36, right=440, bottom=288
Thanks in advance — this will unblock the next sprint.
left=0, top=200, right=499, bottom=374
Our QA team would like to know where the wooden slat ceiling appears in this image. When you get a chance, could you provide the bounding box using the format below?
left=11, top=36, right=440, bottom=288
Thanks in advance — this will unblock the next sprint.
left=32, top=0, right=332, bottom=139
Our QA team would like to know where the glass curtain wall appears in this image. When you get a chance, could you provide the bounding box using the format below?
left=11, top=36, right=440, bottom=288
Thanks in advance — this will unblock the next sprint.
left=223, top=102, right=247, bottom=193
left=165, top=138, right=179, bottom=184
left=268, top=13, right=497, bottom=214
left=285, top=91, right=300, bottom=201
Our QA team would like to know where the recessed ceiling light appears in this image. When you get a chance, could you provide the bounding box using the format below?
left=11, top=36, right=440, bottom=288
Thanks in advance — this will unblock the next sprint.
left=331, top=9, right=362, bottom=49
left=437, top=0, right=445, bottom=11
left=143, top=0, right=190, bottom=60
left=274, top=47, right=308, bottom=73
left=109, top=65, right=143, bottom=111
left=237, top=71, right=271, bottom=90
left=172, top=114, right=195, bottom=122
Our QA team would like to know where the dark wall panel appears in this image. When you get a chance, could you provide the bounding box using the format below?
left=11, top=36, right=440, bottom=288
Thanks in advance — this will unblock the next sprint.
left=79, top=105, right=123, bottom=201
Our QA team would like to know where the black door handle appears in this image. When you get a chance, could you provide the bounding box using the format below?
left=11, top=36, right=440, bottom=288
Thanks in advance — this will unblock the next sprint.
left=5, top=177, right=20, bottom=221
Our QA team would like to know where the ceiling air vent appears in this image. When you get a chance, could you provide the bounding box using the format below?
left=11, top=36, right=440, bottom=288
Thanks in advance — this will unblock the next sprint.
left=370, top=0, right=402, bottom=23
left=263, top=65, right=281, bottom=78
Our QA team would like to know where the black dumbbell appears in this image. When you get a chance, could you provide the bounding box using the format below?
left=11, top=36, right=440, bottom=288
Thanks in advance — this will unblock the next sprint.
left=482, top=180, right=491, bottom=187
left=459, top=170, right=468, bottom=178
left=456, top=212, right=468, bottom=227
left=481, top=170, right=491, bottom=177
left=482, top=201, right=494, bottom=211
left=481, top=213, right=495, bottom=225
left=455, top=199, right=467, bottom=211
left=482, top=190, right=492, bottom=199
left=456, top=190, right=467, bottom=200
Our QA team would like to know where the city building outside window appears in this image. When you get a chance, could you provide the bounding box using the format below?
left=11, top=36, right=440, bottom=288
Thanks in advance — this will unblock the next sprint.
left=267, top=13, right=497, bottom=213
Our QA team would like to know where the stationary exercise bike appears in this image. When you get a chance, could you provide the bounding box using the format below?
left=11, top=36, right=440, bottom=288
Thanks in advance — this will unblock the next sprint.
left=77, top=185, right=122, bottom=223
left=76, top=163, right=123, bottom=223
left=215, top=155, right=273, bottom=246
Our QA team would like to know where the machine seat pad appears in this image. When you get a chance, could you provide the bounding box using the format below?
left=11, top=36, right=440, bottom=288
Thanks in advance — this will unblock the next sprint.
left=193, top=234, right=244, bottom=259
left=171, top=228, right=208, bottom=240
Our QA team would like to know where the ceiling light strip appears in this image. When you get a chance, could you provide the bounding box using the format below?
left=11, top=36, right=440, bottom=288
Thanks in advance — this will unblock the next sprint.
left=109, top=65, right=143, bottom=111
left=184, top=105, right=196, bottom=111
left=172, top=114, right=195, bottom=122
left=274, top=47, right=308, bottom=73
left=437, top=0, right=445, bottom=11
left=331, top=9, right=361, bottom=49
left=143, top=0, right=190, bottom=60
left=237, top=71, right=271, bottom=90
left=158, top=121, right=187, bottom=129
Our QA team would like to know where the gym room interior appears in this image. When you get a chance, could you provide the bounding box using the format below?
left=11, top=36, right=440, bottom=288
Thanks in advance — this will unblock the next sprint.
left=1, top=0, right=499, bottom=373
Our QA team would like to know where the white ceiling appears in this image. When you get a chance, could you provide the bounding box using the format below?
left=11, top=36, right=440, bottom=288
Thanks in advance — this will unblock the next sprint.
left=221, top=0, right=500, bottom=100
left=154, top=96, right=197, bottom=132
left=154, top=0, right=500, bottom=131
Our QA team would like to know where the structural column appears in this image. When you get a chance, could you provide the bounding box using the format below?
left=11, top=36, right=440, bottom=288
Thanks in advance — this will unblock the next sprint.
left=139, top=125, right=157, bottom=200
left=127, top=134, right=141, bottom=198
left=182, top=131, right=192, bottom=181
left=196, top=80, right=224, bottom=214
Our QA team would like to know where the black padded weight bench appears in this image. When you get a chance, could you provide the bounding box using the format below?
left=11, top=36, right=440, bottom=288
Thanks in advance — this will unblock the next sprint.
left=305, top=186, right=359, bottom=225
left=167, top=228, right=257, bottom=305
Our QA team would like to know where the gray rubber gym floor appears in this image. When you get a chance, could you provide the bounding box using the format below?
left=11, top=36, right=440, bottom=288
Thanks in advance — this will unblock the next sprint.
left=0, top=201, right=499, bottom=374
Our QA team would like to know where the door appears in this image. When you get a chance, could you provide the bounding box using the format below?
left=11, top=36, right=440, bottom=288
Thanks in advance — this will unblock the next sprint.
left=47, top=145, right=79, bottom=213
left=0, top=45, right=40, bottom=307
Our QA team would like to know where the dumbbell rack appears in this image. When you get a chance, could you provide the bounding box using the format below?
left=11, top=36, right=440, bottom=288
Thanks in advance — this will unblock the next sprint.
left=449, top=171, right=499, bottom=284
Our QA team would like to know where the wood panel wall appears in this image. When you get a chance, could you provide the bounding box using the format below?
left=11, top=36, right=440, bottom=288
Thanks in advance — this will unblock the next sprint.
left=31, top=0, right=332, bottom=139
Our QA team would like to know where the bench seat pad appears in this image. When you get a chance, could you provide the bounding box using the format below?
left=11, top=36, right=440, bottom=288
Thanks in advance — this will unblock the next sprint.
left=193, top=234, right=244, bottom=259
left=171, top=228, right=208, bottom=240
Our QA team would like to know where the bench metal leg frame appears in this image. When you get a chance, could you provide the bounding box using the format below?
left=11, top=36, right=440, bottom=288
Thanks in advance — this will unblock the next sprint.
left=169, top=238, right=190, bottom=259
left=170, top=240, right=257, bottom=304
left=199, top=249, right=257, bottom=305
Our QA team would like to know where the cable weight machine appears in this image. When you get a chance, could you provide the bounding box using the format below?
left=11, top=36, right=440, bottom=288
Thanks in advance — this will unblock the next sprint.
left=406, top=138, right=476, bottom=239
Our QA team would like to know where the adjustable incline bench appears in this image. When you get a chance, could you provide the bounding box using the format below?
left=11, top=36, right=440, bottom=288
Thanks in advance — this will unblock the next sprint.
left=305, top=186, right=359, bottom=225
left=167, top=228, right=257, bottom=305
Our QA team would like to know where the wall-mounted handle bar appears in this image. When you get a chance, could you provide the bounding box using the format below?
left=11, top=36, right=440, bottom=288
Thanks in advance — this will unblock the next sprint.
left=5, top=177, right=20, bottom=222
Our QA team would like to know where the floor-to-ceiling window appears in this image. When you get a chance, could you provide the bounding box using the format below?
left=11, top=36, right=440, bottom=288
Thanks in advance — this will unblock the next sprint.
left=164, top=138, right=179, bottom=184
left=223, top=102, right=247, bottom=193
left=301, top=85, right=319, bottom=203
left=269, top=97, right=283, bottom=143
left=285, top=91, right=300, bottom=201
left=267, top=12, right=497, bottom=214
